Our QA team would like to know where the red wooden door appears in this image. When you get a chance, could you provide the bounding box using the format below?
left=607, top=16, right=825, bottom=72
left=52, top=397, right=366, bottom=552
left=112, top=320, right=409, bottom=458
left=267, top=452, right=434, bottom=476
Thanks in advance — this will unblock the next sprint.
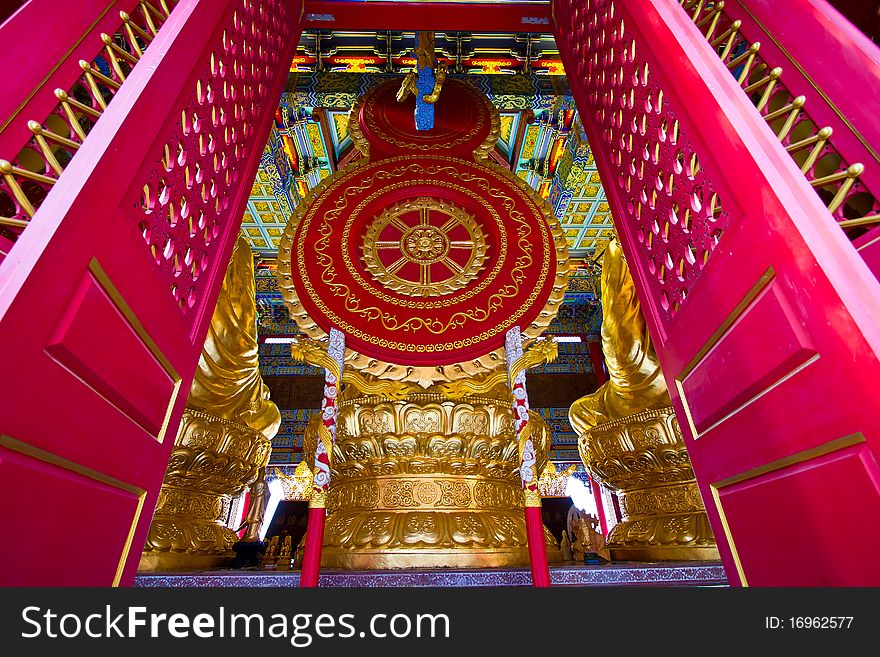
left=0, top=0, right=301, bottom=585
left=554, top=0, right=880, bottom=585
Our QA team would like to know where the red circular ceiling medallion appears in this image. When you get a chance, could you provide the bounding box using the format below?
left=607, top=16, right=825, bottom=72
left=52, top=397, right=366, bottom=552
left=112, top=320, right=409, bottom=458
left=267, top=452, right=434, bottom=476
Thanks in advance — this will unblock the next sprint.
left=354, top=79, right=497, bottom=159
left=278, top=154, right=568, bottom=366
left=277, top=76, right=569, bottom=372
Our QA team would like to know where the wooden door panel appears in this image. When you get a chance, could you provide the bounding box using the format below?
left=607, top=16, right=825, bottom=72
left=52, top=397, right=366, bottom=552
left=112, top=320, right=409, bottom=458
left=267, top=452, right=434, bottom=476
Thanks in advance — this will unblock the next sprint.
left=0, top=438, right=146, bottom=586
left=676, top=272, right=818, bottom=438
left=45, top=261, right=182, bottom=440
left=712, top=437, right=880, bottom=585
left=0, top=0, right=303, bottom=585
left=554, top=0, right=880, bottom=585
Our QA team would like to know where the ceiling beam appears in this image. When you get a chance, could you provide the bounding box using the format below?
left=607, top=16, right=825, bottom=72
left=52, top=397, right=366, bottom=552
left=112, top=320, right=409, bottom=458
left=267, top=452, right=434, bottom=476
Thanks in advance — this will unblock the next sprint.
left=302, top=1, right=553, bottom=33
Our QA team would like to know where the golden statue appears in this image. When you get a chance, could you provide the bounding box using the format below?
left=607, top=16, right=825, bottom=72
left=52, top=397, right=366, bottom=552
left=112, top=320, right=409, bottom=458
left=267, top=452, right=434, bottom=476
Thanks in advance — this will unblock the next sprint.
left=238, top=467, right=270, bottom=543
left=262, top=535, right=280, bottom=565
left=569, top=238, right=718, bottom=561
left=188, top=234, right=281, bottom=438
left=569, top=238, right=669, bottom=436
left=140, top=234, right=279, bottom=571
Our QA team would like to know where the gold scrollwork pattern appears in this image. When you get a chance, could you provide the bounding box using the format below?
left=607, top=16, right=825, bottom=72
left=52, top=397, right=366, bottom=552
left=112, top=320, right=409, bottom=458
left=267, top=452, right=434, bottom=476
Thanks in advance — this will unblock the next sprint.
left=579, top=406, right=719, bottom=561
left=303, top=388, right=560, bottom=569
left=298, top=161, right=547, bottom=341
left=140, top=408, right=271, bottom=568
left=276, top=157, right=569, bottom=386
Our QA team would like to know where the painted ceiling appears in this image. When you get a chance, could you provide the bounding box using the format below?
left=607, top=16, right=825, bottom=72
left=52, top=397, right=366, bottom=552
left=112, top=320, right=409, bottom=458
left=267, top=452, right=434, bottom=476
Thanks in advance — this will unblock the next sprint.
left=241, top=30, right=616, bottom=263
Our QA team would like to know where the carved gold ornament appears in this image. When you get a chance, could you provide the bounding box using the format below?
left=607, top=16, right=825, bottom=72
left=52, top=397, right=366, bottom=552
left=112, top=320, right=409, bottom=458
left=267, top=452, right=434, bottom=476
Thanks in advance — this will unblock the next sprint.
left=301, top=386, right=561, bottom=569
left=278, top=77, right=569, bottom=385
left=537, top=462, right=578, bottom=498
left=361, top=197, right=488, bottom=297
left=139, top=408, right=272, bottom=570
left=579, top=406, right=718, bottom=561
left=277, top=157, right=570, bottom=386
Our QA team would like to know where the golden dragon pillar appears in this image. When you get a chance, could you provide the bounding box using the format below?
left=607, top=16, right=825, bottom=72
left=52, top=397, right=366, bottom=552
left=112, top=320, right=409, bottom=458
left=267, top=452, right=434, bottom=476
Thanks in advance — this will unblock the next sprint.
left=139, top=235, right=280, bottom=571
left=569, top=239, right=718, bottom=561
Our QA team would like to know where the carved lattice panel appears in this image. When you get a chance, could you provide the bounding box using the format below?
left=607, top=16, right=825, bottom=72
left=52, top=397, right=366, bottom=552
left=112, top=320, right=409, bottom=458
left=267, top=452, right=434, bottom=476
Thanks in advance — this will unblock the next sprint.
left=560, top=0, right=731, bottom=321
left=133, top=0, right=295, bottom=316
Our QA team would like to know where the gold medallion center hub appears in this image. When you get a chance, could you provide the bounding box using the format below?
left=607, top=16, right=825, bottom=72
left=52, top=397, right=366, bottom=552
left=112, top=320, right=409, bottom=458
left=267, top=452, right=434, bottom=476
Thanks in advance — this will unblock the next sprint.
left=361, top=197, right=489, bottom=297
left=400, top=226, right=450, bottom=264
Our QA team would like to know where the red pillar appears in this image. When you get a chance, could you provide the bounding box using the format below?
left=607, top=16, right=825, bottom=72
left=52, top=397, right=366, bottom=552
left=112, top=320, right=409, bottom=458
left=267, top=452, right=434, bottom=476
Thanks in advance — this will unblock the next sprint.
left=590, top=477, right=610, bottom=536
left=300, top=507, right=327, bottom=587
left=524, top=506, right=551, bottom=587
left=586, top=335, right=607, bottom=385
left=505, top=327, right=552, bottom=587
left=236, top=491, right=250, bottom=539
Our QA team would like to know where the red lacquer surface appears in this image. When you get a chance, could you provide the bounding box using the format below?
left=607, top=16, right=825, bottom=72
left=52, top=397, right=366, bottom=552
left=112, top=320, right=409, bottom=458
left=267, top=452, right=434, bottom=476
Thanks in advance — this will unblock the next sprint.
left=0, top=0, right=303, bottom=585
left=554, top=0, right=880, bottom=585
left=358, top=79, right=495, bottom=159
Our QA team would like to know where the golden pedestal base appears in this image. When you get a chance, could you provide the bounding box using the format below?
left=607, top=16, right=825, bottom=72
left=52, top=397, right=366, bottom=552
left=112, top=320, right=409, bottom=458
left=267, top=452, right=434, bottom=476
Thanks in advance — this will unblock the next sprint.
left=323, top=546, right=540, bottom=570
left=315, top=391, right=561, bottom=569
left=581, top=406, right=719, bottom=562
left=138, top=551, right=234, bottom=572
left=139, top=408, right=272, bottom=572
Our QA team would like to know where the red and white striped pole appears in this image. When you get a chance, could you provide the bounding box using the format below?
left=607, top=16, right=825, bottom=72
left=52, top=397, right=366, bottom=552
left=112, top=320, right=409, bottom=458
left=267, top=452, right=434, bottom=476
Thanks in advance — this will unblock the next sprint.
left=505, top=327, right=551, bottom=587
left=299, top=328, right=346, bottom=588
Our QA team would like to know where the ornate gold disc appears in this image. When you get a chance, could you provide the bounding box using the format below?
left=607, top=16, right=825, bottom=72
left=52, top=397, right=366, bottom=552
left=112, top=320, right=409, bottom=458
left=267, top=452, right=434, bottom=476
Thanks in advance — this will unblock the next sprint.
left=361, top=197, right=488, bottom=297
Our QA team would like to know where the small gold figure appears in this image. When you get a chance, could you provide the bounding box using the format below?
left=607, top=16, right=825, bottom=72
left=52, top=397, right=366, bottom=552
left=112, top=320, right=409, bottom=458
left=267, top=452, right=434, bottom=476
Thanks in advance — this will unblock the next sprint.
left=277, top=534, right=293, bottom=570
left=261, top=535, right=279, bottom=568
left=294, top=534, right=307, bottom=568
left=570, top=516, right=586, bottom=563
left=585, top=514, right=611, bottom=562
left=237, top=467, right=270, bottom=543
left=560, top=530, right=574, bottom=562
left=570, top=510, right=611, bottom=563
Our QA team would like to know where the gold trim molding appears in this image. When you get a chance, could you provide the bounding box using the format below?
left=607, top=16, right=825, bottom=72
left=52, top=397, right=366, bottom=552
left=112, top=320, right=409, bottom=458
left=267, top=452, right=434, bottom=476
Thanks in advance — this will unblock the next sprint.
left=709, top=433, right=866, bottom=586
left=88, top=258, right=182, bottom=444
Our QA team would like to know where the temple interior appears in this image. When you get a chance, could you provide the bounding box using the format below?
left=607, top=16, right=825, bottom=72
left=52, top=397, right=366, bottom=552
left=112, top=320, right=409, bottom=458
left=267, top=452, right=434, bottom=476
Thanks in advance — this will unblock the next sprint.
left=1, top=0, right=879, bottom=588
